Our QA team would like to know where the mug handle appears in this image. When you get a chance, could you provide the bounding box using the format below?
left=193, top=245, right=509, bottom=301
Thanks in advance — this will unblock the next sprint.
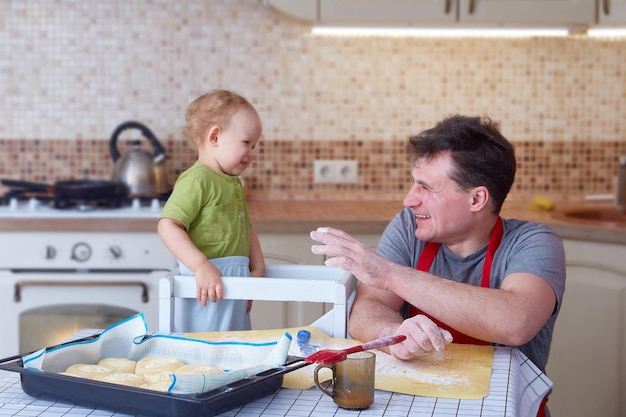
left=313, top=364, right=335, bottom=398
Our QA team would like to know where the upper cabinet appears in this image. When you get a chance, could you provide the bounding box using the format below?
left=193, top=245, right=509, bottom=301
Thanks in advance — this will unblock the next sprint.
left=597, top=0, right=626, bottom=24
left=317, top=0, right=456, bottom=24
left=457, top=0, right=595, bottom=26
left=265, top=0, right=625, bottom=27
left=266, top=0, right=318, bottom=22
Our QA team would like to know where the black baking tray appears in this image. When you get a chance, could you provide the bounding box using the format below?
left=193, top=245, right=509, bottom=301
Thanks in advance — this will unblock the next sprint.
left=0, top=338, right=311, bottom=417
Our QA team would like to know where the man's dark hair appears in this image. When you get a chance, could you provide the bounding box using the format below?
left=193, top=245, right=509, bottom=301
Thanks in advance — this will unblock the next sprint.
left=406, top=115, right=516, bottom=213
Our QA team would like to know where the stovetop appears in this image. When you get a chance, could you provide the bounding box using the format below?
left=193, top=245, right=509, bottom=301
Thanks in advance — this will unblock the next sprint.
left=0, top=196, right=164, bottom=219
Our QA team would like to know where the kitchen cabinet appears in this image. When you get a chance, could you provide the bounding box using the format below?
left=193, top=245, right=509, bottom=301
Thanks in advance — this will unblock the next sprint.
left=263, top=0, right=319, bottom=21
left=258, top=233, right=323, bottom=265
left=545, top=239, right=626, bottom=417
left=266, top=0, right=596, bottom=26
left=250, top=233, right=324, bottom=330
left=597, top=0, right=626, bottom=24
left=457, top=0, right=594, bottom=25
left=318, top=0, right=455, bottom=24
left=251, top=233, right=380, bottom=331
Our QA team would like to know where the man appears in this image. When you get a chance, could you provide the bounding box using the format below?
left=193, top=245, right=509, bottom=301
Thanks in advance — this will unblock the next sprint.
left=310, top=115, right=565, bottom=417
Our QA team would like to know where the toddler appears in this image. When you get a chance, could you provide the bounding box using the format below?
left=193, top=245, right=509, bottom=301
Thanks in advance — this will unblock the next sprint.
left=158, top=89, right=265, bottom=332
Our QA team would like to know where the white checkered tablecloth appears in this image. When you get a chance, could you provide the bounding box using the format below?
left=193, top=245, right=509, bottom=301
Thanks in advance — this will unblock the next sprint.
left=0, top=336, right=551, bottom=417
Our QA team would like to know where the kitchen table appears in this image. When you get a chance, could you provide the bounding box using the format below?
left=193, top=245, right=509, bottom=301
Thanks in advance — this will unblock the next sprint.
left=0, top=328, right=551, bottom=417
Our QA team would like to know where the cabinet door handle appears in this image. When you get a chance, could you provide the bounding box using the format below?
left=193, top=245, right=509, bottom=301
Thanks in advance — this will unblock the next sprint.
left=445, top=0, right=452, bottom=14
left=603, top=0, right=610, bottom=15
left=468, top=0, right=476, bottom=14
left=14, top=280, right=149, bottom=303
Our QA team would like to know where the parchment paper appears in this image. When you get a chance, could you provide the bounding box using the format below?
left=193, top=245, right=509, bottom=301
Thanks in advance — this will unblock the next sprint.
left=22, top=314, right=291, bottom=395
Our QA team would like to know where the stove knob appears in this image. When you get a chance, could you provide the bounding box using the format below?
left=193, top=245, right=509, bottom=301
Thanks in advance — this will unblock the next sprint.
left=108, top=245, right=123, bottom=259
left=71, top=242, right=92, bottom=262
left=28, top=198, right=39, bottom=210
left=132, top=198, right=141, bottom=210
left=44, top=245, right=57, bottom=260
left=9, top=198, right=18, bottom=210
left=150, top=198, right=161, bottom=211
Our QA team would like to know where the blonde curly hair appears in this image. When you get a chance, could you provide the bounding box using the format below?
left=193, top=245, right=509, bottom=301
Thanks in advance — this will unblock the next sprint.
left=183, top=89, right=259, bottom=149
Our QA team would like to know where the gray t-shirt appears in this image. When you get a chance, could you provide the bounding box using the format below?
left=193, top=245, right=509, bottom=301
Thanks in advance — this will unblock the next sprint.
left=377, top=207, right=566, bottom=372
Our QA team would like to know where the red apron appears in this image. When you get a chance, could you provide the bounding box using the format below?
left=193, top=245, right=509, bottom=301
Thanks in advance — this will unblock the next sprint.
left=406, top=217, right=547, bottom=417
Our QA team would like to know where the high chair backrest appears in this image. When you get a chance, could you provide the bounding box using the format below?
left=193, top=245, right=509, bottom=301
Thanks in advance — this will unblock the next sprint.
left=158, top=264, right=357, bottom=337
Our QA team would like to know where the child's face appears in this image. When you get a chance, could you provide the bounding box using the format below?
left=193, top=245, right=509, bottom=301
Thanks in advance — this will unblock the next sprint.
left=205, top=107, right=262, bottom=176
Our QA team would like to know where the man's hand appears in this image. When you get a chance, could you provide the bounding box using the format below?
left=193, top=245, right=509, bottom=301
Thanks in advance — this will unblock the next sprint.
left=389, top=315, right=453, bottom=360
left=310, top=227, right=397, bottom=291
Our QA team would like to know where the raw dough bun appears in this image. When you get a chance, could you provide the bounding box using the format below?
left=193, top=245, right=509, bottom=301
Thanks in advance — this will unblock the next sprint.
left=95, top=372, right=145, bottom=387
left=64, top=364, right=113, bottom=379
left=174, top=364, right=224, bottom=375
left=143, top=370, right=174, bottom=384
left=141, top=380, right=173, bottom=392
left=135, top=357, right=185, bottom=375
left=98, top=357, right=137, bottom=373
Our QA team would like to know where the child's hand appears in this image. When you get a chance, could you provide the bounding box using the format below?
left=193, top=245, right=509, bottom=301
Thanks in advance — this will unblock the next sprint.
left=194, top=262, right=223, bottom=307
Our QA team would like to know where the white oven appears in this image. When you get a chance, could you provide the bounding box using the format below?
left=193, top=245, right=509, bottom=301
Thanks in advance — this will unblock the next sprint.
left=0, top=198, right=176, bottom=358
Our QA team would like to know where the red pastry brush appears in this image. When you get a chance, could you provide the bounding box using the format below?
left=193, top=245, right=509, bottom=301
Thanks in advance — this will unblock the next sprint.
left=304, top=334, right=406, bottom=365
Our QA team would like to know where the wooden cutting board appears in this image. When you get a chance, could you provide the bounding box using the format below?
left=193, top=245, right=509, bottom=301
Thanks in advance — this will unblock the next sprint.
left=187, top=326, right=493, bottom=399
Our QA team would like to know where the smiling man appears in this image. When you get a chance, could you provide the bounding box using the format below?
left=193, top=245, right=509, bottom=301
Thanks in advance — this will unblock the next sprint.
left=310, top=115, right=565, bottom=417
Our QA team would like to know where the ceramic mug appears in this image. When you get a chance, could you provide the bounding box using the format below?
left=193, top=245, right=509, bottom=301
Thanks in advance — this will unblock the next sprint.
left=313, top=351, right=376, bottom=410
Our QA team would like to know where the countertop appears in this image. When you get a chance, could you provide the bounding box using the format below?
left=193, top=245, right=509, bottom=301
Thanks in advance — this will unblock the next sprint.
left=0, top=200, right=624, bottom=244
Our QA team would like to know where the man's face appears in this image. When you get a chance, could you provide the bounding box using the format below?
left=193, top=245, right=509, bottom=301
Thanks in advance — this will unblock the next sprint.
left=402, top=152, right=474, bottom=246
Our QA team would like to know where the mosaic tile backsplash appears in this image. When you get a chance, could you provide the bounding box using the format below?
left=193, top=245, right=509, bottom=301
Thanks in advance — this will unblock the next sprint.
left=1, top=0, right=625, bottom=201
left=1, top=138, right=624, bottom=201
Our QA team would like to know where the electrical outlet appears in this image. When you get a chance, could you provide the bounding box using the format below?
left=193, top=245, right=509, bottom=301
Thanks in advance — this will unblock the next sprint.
left=313, top=160, right=358, bottom=184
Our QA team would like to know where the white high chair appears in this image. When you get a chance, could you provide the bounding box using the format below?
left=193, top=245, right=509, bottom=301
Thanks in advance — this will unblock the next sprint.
left=158, top=264, right=357, bottom=337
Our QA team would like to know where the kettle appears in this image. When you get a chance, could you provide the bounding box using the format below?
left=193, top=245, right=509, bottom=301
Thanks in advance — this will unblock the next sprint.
left=109, top=121, right=168, bottom=197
